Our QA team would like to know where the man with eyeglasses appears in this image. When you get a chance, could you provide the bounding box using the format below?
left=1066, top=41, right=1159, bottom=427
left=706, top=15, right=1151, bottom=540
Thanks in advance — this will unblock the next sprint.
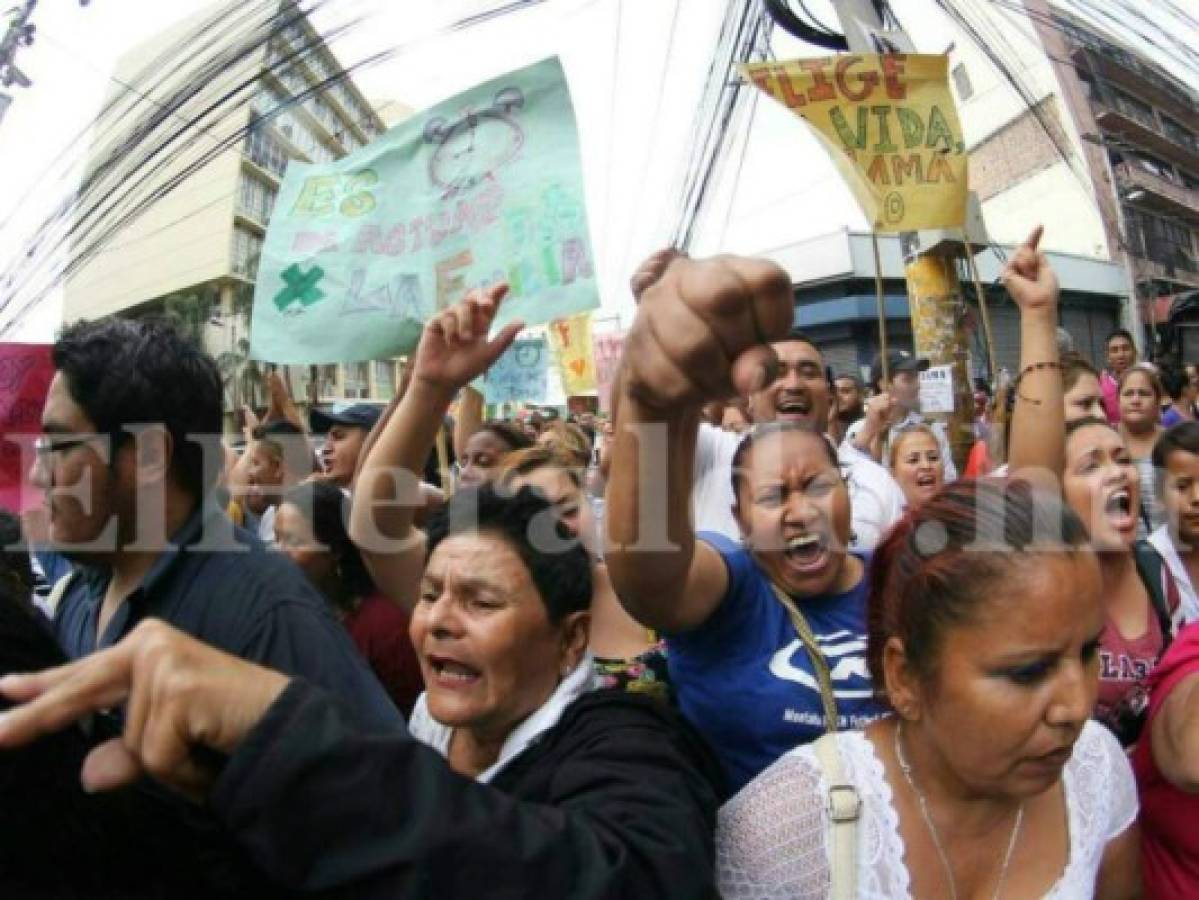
left=25, top=318, right=403, bottom=892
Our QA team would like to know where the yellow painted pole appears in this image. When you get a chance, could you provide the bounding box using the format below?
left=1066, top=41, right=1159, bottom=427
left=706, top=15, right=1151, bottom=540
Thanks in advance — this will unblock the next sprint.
left=904, top=253, right=975, bottom=473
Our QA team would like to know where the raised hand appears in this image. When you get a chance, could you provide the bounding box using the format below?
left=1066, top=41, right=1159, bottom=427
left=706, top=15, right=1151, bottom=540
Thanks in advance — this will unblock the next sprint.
left=1002, top=225, right=1059, bottom=315
left=241, top=404, right=260, bottom=437
left=864, top=391, right=894, bottom=426
left=0, top=620, right=288, bottom=803
left=620, top=251, right=794, bottom=410
left=412, top=283, right=524, bottom=395
left=265, top=370, right=307, bottom=433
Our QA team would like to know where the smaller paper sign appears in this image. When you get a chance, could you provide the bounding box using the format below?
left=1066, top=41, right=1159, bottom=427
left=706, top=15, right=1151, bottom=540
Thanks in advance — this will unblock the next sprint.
left=548, top=312, right=596, bottom=396
left=592, top=331, right=625, bottom=412
left=918, top=364, right=954, bottom=414
left=0, top=343, right=54, bottom=512
left=484, top=337, right=548, bottom=405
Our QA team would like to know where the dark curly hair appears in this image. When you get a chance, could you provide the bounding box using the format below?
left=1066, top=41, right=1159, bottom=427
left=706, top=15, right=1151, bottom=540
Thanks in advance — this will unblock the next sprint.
left=53, top=317, right=223, bottom=503
left=425, top=483, right=591, bottom=623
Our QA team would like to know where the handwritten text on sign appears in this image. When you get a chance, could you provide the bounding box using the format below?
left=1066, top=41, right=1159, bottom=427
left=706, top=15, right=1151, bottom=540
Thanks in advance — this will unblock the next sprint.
left=251, top=57, right=600, bottom=364
left=548, top=311, right=596, bottom=396
left=484, top=338, right=548, bottom=405
left=740, top=55, right=967, bottom=232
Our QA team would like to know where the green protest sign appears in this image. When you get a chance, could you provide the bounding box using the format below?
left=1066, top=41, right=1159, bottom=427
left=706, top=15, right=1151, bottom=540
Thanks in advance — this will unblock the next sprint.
left=250, top=57, right=600, bottom=363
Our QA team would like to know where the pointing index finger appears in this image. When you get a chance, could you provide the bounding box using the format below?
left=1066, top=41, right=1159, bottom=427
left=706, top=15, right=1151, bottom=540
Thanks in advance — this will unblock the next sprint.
left=1023, top=224, right=1044, bottom=254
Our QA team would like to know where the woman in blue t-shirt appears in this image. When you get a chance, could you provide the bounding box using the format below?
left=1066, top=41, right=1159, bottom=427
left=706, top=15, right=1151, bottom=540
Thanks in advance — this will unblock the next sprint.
left=664, top=420, right=886, bottom=790
left=602, top=250, right=888, bottom=790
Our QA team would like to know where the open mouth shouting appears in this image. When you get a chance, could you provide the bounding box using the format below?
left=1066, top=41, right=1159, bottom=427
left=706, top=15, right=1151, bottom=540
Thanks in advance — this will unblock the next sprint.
left=1101, top=487, right=1137, bottom=538
left=782, top=532, right=831, bottom=576
left=427, top=654, right=482, bottom=690
left=915, top=471, right=937, bottom=488
left=775, top=394, right=811, bottom=422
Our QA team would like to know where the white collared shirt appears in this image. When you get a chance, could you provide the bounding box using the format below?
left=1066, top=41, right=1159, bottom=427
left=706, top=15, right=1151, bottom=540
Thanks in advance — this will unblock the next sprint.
left=409, top=655, right=598, bottom=783
left=1148, top=525, right=1199, bottom=626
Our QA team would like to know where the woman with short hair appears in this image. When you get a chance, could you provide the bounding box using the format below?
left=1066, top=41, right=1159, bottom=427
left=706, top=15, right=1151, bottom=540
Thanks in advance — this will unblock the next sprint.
left=501, top=445, right=668, bottom=699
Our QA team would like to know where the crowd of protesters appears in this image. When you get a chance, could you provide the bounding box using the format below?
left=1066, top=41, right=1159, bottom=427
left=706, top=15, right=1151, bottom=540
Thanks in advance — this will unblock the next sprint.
left=0, top=227, right=1198, bottom=898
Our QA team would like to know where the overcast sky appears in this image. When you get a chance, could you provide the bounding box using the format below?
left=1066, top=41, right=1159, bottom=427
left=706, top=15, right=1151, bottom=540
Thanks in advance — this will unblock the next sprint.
left=0, top=0, right=1194, bottom=342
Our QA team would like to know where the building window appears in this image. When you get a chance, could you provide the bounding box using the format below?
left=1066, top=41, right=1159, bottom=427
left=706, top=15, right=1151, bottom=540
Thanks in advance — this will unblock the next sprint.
left=1109, top=89, right=1155, bottom=128
left=317, top=364, right=338, bottom=398
left=244, top=123, right=291, bottom=178
left=1129, top=209, right=1195, bottom=271
left=237, top=173, right=277, bottom=224
left=231, top=226, right=264, bottom=279
left=951, top=63, right=973, bottom=100
left=343, top=362, right=369, bottom=399
left=373, top=360, right=395, bottom=399
left=1161, top=116, right=1197, bottom=153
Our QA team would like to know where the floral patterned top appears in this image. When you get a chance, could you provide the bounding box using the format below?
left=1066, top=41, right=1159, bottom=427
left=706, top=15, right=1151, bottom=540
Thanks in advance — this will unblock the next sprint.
left=593, top=640, right=672, bottom=703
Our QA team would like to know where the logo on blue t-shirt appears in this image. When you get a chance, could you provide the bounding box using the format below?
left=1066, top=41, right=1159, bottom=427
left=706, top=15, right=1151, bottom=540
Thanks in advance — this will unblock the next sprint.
left=769, top=630, right=875, bottom=700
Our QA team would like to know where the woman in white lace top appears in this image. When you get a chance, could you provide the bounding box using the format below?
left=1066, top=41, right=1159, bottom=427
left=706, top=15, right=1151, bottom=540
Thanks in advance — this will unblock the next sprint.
left=718, top=479, right=1142, bottom=898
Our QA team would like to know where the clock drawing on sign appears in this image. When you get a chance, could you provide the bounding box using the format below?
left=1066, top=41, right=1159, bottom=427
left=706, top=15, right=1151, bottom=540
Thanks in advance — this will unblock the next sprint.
left=423, top=87, right=526, bottom=196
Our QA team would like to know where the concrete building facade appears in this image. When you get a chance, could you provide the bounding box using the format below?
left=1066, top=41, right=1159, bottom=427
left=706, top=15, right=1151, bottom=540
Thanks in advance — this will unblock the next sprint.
left=943, top=0, right=1198, bottom=348
left=62, top=0, right=407, bottom=416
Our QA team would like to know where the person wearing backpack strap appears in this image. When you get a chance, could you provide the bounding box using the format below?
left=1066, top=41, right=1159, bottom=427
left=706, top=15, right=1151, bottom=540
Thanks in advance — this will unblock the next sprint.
left=1063, top=417, right=1181, bottom=749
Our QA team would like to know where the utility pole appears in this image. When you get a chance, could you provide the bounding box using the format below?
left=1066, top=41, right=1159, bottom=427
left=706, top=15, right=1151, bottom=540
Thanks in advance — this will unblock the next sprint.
left=0, top=1, right=92, bottom=128
left=0, top=1, right=37, bottom=127
left=776, top=0, right=980, bottom=472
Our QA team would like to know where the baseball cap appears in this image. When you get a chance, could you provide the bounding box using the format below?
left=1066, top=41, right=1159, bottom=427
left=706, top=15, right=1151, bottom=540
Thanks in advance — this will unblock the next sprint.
left=309, top=402, right=383, bottom=433
left=870, top=350, right=929, bottom=389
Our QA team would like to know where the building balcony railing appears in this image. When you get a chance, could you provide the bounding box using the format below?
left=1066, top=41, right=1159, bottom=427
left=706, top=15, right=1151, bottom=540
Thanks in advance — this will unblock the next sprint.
left=1133, top=255, right=1199, bottom=290
left=1069, top=44, right=1196, bottom=125
left=1115, top=162, right=1199, bottom=223
left=1095, top=101, right=1199, bottom=174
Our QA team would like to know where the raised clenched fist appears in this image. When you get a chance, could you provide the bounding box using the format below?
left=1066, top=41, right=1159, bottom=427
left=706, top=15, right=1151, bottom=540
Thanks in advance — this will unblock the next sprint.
left=619, top=251, right=795, bottom=411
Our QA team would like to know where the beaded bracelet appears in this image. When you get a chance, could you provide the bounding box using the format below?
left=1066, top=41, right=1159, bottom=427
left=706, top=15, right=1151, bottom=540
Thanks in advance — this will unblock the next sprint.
left=1015, top=360, right=1062, bottom=405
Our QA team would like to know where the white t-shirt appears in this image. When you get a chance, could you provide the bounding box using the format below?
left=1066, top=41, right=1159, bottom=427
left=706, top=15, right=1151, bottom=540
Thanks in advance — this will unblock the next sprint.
left=717, top=719, right=1137, bottom=899
left=843, top=410, right=959, bottom=482
left=692, top=424, right=906, bottom=551
left=256, top=503, right=277, bottom=544
left=1148, top=524, right=1199, bottom=625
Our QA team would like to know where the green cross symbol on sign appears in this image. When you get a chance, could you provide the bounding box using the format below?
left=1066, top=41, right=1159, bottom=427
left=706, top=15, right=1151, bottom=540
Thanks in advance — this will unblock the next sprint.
left=274, top=264, right=326, bottom=311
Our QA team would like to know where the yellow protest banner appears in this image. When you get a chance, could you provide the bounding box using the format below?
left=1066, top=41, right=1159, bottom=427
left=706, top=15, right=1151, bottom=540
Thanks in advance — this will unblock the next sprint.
left=739, top=54, right=967, bottom=232
left=548, top=311, right=597, bottom=395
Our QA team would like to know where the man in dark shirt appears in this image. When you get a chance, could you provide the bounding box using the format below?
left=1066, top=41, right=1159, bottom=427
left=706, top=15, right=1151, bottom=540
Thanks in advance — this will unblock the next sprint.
left=31, top=317, right=400, bottom=733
